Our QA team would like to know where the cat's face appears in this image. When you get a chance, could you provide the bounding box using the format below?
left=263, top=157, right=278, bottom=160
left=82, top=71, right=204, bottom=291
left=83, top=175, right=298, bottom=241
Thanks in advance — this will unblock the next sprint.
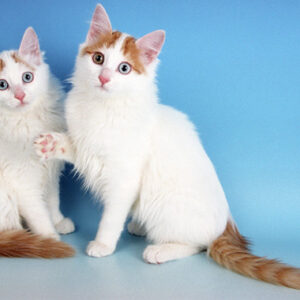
left=0, top=28, right=47, bottom=111
left=74, top=4, right=165, bottom=97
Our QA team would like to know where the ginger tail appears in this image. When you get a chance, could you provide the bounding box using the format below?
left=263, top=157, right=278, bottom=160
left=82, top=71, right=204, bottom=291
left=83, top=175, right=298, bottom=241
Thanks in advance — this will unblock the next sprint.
left=0, top=230, right=75, bottom=258
left=209, top=221, right=300, bottom=289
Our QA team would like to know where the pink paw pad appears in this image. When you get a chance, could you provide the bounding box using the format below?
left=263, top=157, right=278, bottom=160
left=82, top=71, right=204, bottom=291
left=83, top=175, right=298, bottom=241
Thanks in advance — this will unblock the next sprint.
left=40, top=140, right=48, bottom=146
left=50, top=141, right=57, bottom=152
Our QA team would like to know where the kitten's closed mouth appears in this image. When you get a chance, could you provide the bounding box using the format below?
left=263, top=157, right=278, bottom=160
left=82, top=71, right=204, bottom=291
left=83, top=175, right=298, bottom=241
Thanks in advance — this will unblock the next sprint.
left=96, top=84, right=109, bottom=92
left=18, top=102, right=27, bottom=108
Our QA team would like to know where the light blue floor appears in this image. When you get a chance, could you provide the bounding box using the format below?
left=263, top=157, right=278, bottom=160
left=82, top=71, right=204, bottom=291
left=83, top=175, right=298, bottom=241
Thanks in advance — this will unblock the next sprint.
left=0, top=168, right=299, bottom=300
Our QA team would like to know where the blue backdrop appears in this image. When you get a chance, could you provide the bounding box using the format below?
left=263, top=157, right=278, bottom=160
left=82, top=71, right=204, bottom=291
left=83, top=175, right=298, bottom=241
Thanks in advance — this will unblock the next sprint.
left=1, top=1, right=300, bottom=299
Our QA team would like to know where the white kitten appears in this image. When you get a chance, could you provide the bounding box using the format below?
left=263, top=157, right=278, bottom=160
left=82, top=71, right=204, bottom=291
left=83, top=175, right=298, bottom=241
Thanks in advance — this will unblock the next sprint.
left=0, top=27, right=74, bottom=257
left=35, top=5, right=300, bottom=287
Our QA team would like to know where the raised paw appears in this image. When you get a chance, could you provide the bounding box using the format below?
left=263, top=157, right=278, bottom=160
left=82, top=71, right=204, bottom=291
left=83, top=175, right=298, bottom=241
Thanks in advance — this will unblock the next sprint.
left=86, top=240, right=115, bottom=258
left=34, top=132, right=66, bottom=160
left=34, top=133, right=58, bottom=160
left=55, top=218, right=75, bottom=234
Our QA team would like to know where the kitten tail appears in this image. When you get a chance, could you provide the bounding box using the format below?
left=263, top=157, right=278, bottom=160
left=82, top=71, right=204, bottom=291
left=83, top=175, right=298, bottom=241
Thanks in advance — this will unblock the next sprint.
left=209, top=221, right=300, bottom=289
left=0, top=230, right=75, bottom=258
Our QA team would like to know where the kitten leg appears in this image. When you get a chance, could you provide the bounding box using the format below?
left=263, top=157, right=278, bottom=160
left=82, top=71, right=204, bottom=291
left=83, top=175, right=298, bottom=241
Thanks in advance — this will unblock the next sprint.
left=18, top=194, right=59, bottom=240
left=46, top=169, right=75, bottom=234
left=34, top=132, right=75, bottom=164
left=143, top=243, right=200, bottom=264
left=127, top=220, right=146, bottom=236
left=0, top=191, right=22, bottom=231
left=87, top=200, right=134, bottom=258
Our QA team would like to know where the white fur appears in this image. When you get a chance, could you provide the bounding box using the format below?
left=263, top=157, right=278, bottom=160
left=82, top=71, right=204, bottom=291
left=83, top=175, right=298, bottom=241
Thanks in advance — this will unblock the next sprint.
left=36, top=24, right=230, bottom=262
left=0, top=46, right=74, bottom=238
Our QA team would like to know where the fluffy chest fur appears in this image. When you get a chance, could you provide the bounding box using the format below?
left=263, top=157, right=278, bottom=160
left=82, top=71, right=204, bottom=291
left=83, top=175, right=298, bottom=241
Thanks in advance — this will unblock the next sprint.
left=65, top=91, right=155, bottom=196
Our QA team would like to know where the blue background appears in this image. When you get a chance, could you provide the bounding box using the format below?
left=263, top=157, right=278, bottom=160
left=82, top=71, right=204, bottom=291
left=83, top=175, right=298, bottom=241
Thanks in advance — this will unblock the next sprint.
left=1, top=0, right=300, bottom=299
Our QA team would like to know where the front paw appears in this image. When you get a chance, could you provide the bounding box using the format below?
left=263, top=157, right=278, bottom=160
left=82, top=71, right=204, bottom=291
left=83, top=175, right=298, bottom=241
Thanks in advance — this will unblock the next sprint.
left=86, top=241, right=115, bottom=258
left=34, top=132, right=65, bottom=161
left=127, top=221, right=146, bottom=236
left=44, top=232, right=60, bottom=241
left=34, top=133, right=57, bottom=160
left=55, top=218, right=75, bottom=234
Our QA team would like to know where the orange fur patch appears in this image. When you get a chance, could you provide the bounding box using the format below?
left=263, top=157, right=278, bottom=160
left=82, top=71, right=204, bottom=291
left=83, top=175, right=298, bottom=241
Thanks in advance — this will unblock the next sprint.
left=11, top=52, right=35, bottom=71
left=122, top=36, right=145, bottom=74
left=0, top=59, right=5, bottom=72
left=209, top=221, right=300, bottom=289
left=0, top=230, right=75, bottom=258
left=81, top=31, right=122, bottom=55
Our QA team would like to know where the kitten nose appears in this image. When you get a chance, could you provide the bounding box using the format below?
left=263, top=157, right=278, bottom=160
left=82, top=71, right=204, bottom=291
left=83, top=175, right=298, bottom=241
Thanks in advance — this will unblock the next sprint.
left=99, top=75, right=110, bottom=86
left=14, top=90, right=26, bottom=102
left=99, top=68, right=112, bottom=86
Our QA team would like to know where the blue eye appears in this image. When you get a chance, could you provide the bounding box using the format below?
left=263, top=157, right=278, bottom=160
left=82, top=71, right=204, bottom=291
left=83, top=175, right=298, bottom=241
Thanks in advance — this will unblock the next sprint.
left=22, top=72, right=34, bottom=83
left=0, top=79, right=8, bottom=90
left=118, top=62, right=131, bottom=75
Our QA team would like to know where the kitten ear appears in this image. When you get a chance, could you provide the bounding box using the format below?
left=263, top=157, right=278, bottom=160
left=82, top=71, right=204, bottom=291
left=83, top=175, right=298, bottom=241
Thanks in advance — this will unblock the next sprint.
left=136, top=30, right=165, bottom=65
left=18, top=27, right=41, bottom=65
left=86, top=4, right=112, bottom=44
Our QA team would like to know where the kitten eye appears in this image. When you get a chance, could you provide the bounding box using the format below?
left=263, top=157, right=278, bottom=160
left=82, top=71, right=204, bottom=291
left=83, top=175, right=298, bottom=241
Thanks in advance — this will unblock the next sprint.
left=22, top=72, right=34, bottom=83
left=0, top=79, right=8, bottom=90
left=118, top=62, right=131, bottom=75
left=92, top=52, right=104, bottom=65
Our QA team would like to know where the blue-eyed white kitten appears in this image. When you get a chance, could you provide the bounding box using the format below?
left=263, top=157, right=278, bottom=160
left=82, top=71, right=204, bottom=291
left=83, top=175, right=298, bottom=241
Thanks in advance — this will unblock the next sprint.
left=0, top=27, right=74, bottom=257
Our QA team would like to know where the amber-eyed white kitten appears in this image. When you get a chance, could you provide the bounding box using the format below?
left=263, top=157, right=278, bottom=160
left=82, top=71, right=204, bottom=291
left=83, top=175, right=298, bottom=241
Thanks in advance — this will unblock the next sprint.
left=35, top=4, right=300, bottom=287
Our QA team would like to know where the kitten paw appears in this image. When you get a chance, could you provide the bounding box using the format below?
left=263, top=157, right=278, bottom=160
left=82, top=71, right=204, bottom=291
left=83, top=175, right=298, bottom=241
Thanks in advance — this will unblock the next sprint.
left=143, top=245, right=165, bottom=264
left=143, top=244, right=199, bottom=264
left=44, top=232, right=60, bottom=241
left=55, top=218, right=75, bottom=234
left=34, top=132, right=64, bottom=160
left=127, top=221, right=146, bottom=236
left=86, top=241, right=115, bottom=258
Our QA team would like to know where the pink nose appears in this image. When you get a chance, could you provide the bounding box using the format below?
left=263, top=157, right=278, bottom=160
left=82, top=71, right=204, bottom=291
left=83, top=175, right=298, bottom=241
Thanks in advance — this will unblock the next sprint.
left=99, top=75, right=110, bottom=86
left=14, top=91, right=25, bottom=102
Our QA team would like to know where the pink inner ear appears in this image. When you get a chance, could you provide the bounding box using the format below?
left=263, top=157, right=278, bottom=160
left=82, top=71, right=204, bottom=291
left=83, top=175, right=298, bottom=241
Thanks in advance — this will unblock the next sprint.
left=18, top=27, right=41, bottom=65
left=86, top=4, right=112, bottom=44
left=136, top=30, right=165, bottom=65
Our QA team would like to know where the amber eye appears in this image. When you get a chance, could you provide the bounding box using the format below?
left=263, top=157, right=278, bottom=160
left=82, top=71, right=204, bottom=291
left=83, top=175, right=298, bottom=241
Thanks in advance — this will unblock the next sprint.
left=92, top=52, right=104, bottom=65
